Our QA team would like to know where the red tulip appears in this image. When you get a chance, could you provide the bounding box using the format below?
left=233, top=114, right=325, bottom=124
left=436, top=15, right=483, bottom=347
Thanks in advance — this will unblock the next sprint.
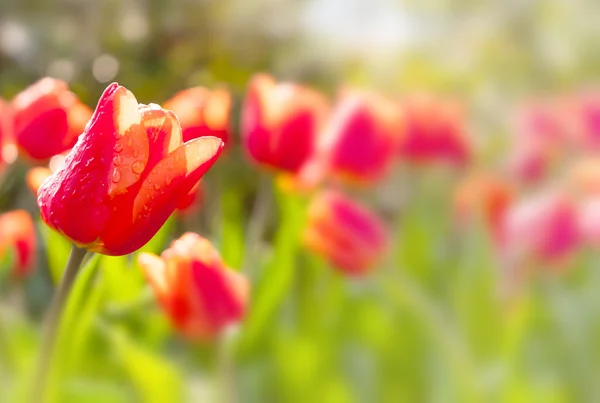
left=398, top=95, right=470, bottom=166
left=11, top=77, right=92, bottom=161
left=0, top=210, right=36, bottom=277
left=37, top=83, right=224, bottom=256
left=316, top=90, right=403, bottom=185
left=164, top=87, right=231, bottom=145
left=453, top=172, right=514, bottom=240
left=242, top=74, right=328, bottom=174
left=303, top=189, right=388, bottom=276
left=138, top=232, right=249, bottom=340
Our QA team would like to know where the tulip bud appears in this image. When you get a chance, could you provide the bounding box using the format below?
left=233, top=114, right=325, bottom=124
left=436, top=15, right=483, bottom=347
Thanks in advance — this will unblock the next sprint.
left=242, top=74, right=328, bottom=174
left=398, top=95, right=470, bottom=166
left=38, top=83, right=224, bottom=256
left=303, top=190, right=388, bottom=276
left=0, top=210, right=36, bottom=277
left=164, top=87, right=231, bottom=145
left=317, top=90, right=403, bottom=185
left=11, top=78, right=92, bottom=161
left=138, top=232, right=249, bottom=340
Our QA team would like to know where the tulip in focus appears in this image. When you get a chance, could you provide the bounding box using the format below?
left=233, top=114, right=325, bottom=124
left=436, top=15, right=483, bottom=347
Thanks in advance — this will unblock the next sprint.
left=242, top=74, right=328, bottom=175
left=0, top=210, right=36, bottom=277
left=303, top=190, right=388, bottom=276
left=318, top=90, right=403, bottom=185
left=500, top=190, right=581, bottom=267
left=38, top=83, right=224, bottom=256
left=164, top=87, right=231, bottom=145
left=138, top=232, right=249, bottom=340
left=12, top=78, right=92, bottom=161
left=453, top=172, right=514, bottom=240
left=398, top=95, right=470, bottom=166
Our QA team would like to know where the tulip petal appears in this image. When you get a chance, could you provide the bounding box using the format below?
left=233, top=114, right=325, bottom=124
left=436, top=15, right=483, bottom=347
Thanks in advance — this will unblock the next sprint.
left=139, top=104, right=182, bottom=168
left=99, top=137, right=223, bottom=255
left=107, top=86, right=149, bottom=196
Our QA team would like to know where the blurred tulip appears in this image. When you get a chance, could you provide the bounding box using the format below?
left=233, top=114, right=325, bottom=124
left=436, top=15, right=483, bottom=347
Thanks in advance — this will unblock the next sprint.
left=500, top=190, right=581, bottom=266
left=242, top=74, right=328, bottom=174
left=26, top=153, right=68, bottom=196
left=317, top=90, right=403, bottom=185
left=138, top=232, right=249, bottom=340
left=398, top=95, right=470, bottom=166
left=38, top=83, right=224, bottom=256
left=164, top=87, right=231, bottom=145
left=453, top=172, right=514, bottom=240
left=508, top=100, right=566, bottom=183
left=0, top=210, right=36, bottom=277
left=11, top=77, right=92, bottom=161
left=303, top=189, right=388, bottom=276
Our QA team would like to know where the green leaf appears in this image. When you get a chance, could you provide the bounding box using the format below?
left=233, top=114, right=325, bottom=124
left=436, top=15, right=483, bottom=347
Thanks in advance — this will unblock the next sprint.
left=38, top=221, right=72, bottom=284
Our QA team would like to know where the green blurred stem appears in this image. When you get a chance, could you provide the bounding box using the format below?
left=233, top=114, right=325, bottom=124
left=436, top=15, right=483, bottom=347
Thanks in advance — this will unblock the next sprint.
left=242, top=173, right=272, bottom=274
left=217, top=334, right=235, bottom=403
left=31, top=244, right=87, bottom=403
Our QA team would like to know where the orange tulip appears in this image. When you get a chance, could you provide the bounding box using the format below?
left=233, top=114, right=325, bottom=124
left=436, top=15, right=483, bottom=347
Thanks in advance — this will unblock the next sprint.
left=164, top=87, right=231, bottom=145
left=0, top=210, right=36, bottom=277
left=303, top=189, right=388, bottom=276
left=38, top=83, right=224, bottom=256
left=11, top=77, right=92, bottom=161
left=242, top=74, right=328, bottom=174
left=398, top=95, right=470, bottom=166
left=453, top=172, right=514, bottom=240
left=317, top=90, right=403, bottom=185
left=138, top=232, right=249, bottom=340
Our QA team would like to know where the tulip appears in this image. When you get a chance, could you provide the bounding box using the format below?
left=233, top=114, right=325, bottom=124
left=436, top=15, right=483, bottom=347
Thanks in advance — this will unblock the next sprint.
left=37, top=83, right=224, bottom=256
left=11, top=77, right=92, bottom=161
left=500, top=190, right=581, bottom=266
left=317, top=90, right=403, bottom=185
left=138, top=232, right=249, bottom=340
left=164, top=87, right=231, bottom=145
left=26, top=154, right=68, bottom=196
left=0, top=210, right=36, bottom=277
left=303, top=189, right=388, bottom=275
left=241, top=74, right=328, bottom=174
left=453, top=172, right=514, bottom=240
left=398, top=95, right=470, bottom=166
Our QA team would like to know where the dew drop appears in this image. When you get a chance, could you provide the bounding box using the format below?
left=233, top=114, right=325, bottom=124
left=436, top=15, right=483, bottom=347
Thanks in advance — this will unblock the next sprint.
left=127, top=137, right=133, bottom=146
left=133, top=149, right=139, bottom=158
left=153, top=183, right=161, bottom=191
left=114, top=142, right=123, bottom=152
left=112, top=170, right=122, bottom=183
left=132, top=161, right=145, bottom=174
left=165, top=176, right=172, bottom=185
left=113, top=155, right=122, bottom=165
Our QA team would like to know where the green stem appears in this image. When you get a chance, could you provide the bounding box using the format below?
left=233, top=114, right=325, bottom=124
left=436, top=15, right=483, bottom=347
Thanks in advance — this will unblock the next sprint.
left=31, top=244, right=87, bottom=403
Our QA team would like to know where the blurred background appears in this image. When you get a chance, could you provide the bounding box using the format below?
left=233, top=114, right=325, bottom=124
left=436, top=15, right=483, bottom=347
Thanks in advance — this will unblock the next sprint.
left=3, top=0, right=600, bottom=402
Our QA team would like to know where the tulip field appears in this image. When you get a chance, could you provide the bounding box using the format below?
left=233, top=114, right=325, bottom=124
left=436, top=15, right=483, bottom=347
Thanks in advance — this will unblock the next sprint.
left=3, top=1, right=600, bottom=403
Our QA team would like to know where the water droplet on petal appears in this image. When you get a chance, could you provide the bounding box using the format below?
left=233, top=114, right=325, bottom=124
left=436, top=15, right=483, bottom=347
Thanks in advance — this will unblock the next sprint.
left=153, top=183, right=161, bottom=191
left=132, top=161, right=145, bottom=174
left=165, top=176, right=172, bottom=186
left=113, top=155, right=122, bottom=165
left=127, top=137, right=133, bottom=146
left=114, top=142, right=123, bottom=152
left=133, top=149, right=139, bottom=158
left=112, top=170, right=122, bottom=183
